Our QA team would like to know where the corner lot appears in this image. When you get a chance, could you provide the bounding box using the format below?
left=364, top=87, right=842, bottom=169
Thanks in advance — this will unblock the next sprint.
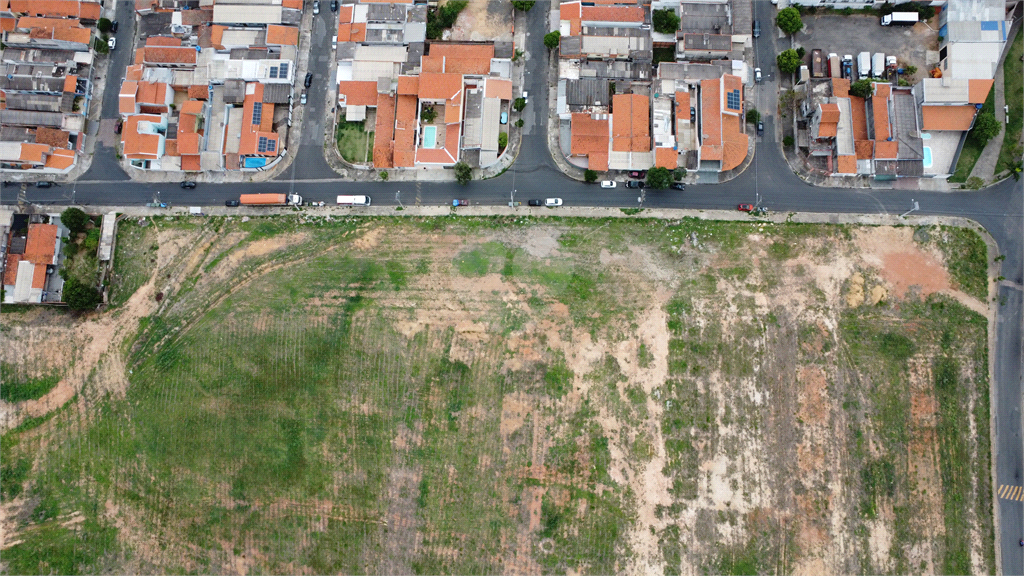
left=793, top=15, right=938, bottom=80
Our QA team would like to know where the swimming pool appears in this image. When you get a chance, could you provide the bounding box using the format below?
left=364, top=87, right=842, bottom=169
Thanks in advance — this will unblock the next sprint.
left=923, top=146, right=932, bottom=168
left=423, top=125, right=437, bottom=149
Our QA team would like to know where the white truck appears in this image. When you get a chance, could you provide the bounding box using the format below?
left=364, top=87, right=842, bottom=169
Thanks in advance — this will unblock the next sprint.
left=857, top=52, right=871, bottom=80
left=881, top=11, right=919, bottom=25
left=872, top=52, right=885, bottom=78
left=827, top=53, right=841, bottom=78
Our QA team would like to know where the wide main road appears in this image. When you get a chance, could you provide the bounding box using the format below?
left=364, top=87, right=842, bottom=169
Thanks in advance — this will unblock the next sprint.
left=6, top=0, right=1024, bottom=572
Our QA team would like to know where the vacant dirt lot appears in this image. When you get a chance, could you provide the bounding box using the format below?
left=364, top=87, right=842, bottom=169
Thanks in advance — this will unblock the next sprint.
left=0, top=215, right=993, bottom=575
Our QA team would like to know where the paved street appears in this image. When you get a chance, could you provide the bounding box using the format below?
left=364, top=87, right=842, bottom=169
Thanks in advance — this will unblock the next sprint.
left=5, top=1, right=1024, bottom=570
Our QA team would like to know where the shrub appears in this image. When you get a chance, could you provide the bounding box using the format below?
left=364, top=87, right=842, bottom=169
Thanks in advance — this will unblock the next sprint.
left=968, top=111, right=1000, bottom=146
left=777, top=49, right=801, bottom=74
left=84, top=228, right=101, bottom=252
left=903, top=64, right=918, bottom=76
left=652, top=9, right=681, bottom=34
left=673, top=168, right=686, bottom=181
left=421, top=106, right=437, bottom=123
left=379, top=170, right=389, bottom=181
left=965, top=176, right=985, bottom=190
left=584, top=169, right=598, bottom=183
left=850, top=79, right=874, bottom=98
left=512, top=0, right=535, bottom=10
left=776, top=7, right=803, bottom=35
left=92, top=37, right=109, bottom=54
left=543, top=30, right=561, bottom=50
left=645, top=167, right=673, bottom=189
left=454, top=161, right=472, bottom=185
left=63, top=277, right=101, bottom=310
left=97, top=17, right=112, bottom=33
left=513, top=97, right=527, bottom=112
left=498, top=132, right=508, bottom=150
left=796, top=46, right=806, bottom=59
left=515, top=119, right=524, bottom=128
left=61, top=207, right=90, bottom=234
left=783, top=135, right=795, bottom=147
left=426, top=0, right=467, bottom=40
left=746, top=107, right=760, bottom=124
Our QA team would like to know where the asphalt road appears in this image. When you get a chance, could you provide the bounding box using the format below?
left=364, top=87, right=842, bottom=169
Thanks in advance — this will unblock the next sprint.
left=6, top=1, right=1024, bottom=569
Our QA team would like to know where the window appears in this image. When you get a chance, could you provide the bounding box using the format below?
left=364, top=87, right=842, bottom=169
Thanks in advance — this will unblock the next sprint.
left=252, top=102, right=263, bottom=125
left=726, top=89, right=740, bottom=111
left=269, top=66, right=278, bottom=79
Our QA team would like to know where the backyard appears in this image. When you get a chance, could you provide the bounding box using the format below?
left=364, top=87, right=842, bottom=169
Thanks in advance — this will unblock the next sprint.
left=0, top=215, right=995, bottom=574
left=335, top=121, right=374, bottom=164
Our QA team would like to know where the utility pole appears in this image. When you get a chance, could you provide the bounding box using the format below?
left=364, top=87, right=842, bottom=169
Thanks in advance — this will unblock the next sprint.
left=900, top=199, right=920, bottom=218
left=395, top=190, right=403, bottom=209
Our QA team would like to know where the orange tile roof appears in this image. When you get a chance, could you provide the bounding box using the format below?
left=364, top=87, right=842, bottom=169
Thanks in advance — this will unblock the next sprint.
left=874, top=140, right=898, bottom=159
left=836, top=154, right=857, bottom=174
left=31, top=263, right=46, bottom=289
left=180, top=154, right=201, bottom=171
left=444, top=100, right=462, bottom=124
left=393, top=94, right=417, bottom=168
left=188, top=85, right=208, bottom=100
left=119, top=80, right=138, bottom=114
left=265, top=24, right=298, bottom=46
left=35, top=127, right=68, bottom=147
left=24, top=223, right=57, bottom=264
left=133, top=47, right=145, bottom=65
left=968, top=79, right=993, bottom=105
left=210, top=24, right=225, bottom=49
left=63, top=74, right=77, bottom=93
left=420, top=55, right=444, bottom=74
left=338, top=4, right=353, bottom=23
left=722, top=74, right=743, bottom=112
left=1, top=17, right=15, bottom=32
left=588, top=151, right=608, bottom=172
left=817, top=122, right=837, bottom=138
left=3, top=254, right=22, bottom=286
left=19, top=143, right=48, bottom=163
left=125, top=64, right=144, bottom=82
left=656, top=147, right=676, bottom=169
left=44, top=148, right=74, bottom=170
left=854, top=139, right=874, bottom=160
left=373, top=92, right=396, bottom=168
left=832, top=78, right=850, bottom=98
left=702, top=144, right=723, bottom=161
left=10, top=0, right=99, bottom=19
left=485, top=78, right=512, bottom=100
left=163, top=138, right=178, bottom=157
left=144, top=46, right=198, bottom=65
left=282, top=0, right=302, bottom=9
left=872, top=96, right=890, bottom=141
left=135, top=81, right=167, bottom=105
left=921, top=105, right=977, bottom=131
left=146, top=36, right=181, bottom=46
left=179, top=99, right=204, bottom=115
left=581, top=5, right=644, bottom=23
left=338, top=81, right=378, bottom=107
left=16, top=16, right=79, bottom=30
left=428, top=43, right=494, bottom=75
left=52, top=26, right=90, bottom=44
left=238, top=84, right=277, bottom=157
left=850, top=96, right=868, bottom=140
left=611, top=93, right=649, bottom=152
left=874, top=83, right=891, bottom=98
left=122, top=115, right=164, bottom=159
left=701, top=78, right=721, bottom=148
left=570, top=112, right=609, bottom=156
left=419, top=73, right=463, bottom=101
left=397, top=75, right=419, bottom=95
left=819, top=103, right=840, bottom=123
left=720, top=113, right=748, bottom=171
left=559, top=1, right=582, bottom=36
left=335, top=22, right=366, bottom=42
left=675, top=91, right=690, bottom=120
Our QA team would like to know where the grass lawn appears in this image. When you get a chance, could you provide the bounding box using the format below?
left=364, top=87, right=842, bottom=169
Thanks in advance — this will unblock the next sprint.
left=950, top=86, right=996, bottom=182
left=653, top=46, right=675, bottom=66
left=998, top=28, right=1023, bottom=173
left=335, top=121, right=374, bottom=164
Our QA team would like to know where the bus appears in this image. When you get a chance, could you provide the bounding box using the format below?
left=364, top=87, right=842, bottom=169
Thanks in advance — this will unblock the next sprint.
left=336, top=195, right=371, bottom=206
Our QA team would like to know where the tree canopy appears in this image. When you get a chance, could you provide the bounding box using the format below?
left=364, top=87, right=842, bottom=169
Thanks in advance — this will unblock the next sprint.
left=776, top=49, right=801, bottom=74
left=652, top=9, right=680, bottom=34
left=544, top=30, right=561, bottom=50
left=645, top=167, right=673, bottom=189
left=969, top=112, right=1001, bottom=145
left=584, top=169, right=598, bottom=183
left=776, top=7, right=803, bottom=35
left=849, top=79, right=874, bottom=98
left=63, top=277, right=101, bottom=311
left=454, top=161, right=472, bottom=185
left=511, top=1, right=535, bottom=11
left=61, top=207, right=90, bottom=235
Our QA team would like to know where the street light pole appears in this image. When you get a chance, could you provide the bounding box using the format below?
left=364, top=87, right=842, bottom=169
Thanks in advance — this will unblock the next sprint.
left=900, top=199, right=920, bottom=218
left=395, top=190, right=403, bottom=209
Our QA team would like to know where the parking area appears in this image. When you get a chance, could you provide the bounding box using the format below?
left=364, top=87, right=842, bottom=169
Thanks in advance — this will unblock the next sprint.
left=793, top=15, right=938, bottom=80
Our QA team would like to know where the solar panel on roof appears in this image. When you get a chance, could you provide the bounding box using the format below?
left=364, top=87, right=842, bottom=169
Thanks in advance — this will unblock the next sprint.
left=279, top=63, right=288, bottom=78
left=267, top=139, right=276, bottom=152
left=726, top=89, right=740, bottom=111
left=269, top=66, right=278, bottom=79
left=252, top=101, right=262, bottom=125
left=258, top=136, right=268, bottom=152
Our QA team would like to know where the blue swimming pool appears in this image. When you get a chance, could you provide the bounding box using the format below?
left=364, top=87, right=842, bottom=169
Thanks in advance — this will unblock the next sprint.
left=423, top=125, right=437, bottom=149
left=923, top=146, right=932, bottom=168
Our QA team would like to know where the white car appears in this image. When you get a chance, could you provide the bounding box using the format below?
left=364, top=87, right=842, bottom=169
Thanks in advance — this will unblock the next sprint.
left=545, top=198, right=562, bottom=207
left=300, top=91, right=307, bottom=105
left=522, top=91, right=528, bottom=103
left=600, top=180, right=616, bottom=188
left=754, top=67, right=762, bottom=83
left=107, top=37, right=116, bottom=50
left=312, top=0, right=320, bottom=14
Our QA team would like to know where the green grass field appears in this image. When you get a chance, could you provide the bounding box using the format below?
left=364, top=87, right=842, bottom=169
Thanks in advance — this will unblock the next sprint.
left=336, top=121, right=374, bottom=164
left=998, top=28, right=1023, bottom=173
left=950, top=86, right=996, bottom=183
left=0, top=216, right=994, bottom=574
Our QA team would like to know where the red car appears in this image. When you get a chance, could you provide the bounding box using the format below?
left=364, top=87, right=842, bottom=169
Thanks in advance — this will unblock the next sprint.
left=738, top=203, right=754, bottom=212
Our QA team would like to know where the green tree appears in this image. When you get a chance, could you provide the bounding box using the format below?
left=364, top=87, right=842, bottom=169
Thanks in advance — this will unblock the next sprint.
left=426, top=0, right=467, bottom=40
left=849, top=79, right=874, bottom=98
left=512, top=1, right=535, bottom=11
left=796, top=46, right=806, bottom=59
left=498, top=132, right=508, bottom=150
left=673, top=168, right=686, bottom=181
left=63, top=277, right=101, bottom=311
left=83, top=228, right=101, bottom=252
left=783, top=135, right=795, bottom=147
left=515, top=119, right=524, bottom=128
left=513, top=97, right=527, bottom=112
left=776, top=49, right=801, bottom=74
left=93, top=36, right=109, bottom=54
left=746, top=107, right=760, bottom=124
left=776, top=7, right=803, bottom=35
left=61, top=207, right=89, bottom=235
left=584, top=169, right=598, bottom=183
left=645, top=167, right=673, bottom=189
left=454, top=161, right=472, bottom=185
left=97, top=18, right=112, bottom=33
left=903, top=64, right=918, bottom=76
left=421, top=106, right=437, bottom=123
left=1005, top=158, right=1023, bottom=181
left=544, top=30, right=561, bottom=50
left=969, top=111, right=1000, bottom=145
left=652, top=9, right=680, bottom=34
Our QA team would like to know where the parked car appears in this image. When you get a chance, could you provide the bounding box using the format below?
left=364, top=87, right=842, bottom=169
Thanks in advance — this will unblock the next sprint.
left=111, top=20, right=119, bottom=33
left=690, top=106, right=696, bottom=119
left=545, top=198, right=563, bottom=207
left=628, top=170, right=646, bottom=178
left=331, top=0, right=339, bottom=11
left=300, top=91, right=307, bottom=105
left=500, top=111, right=508, bottom=124
left=754, top=68, right=762, bottom=83
left=527, top=199, right=543, bottom=206
left=753, top=20, right=760, bottom=38
left=600, top=180, right=616, bottom=188
left=115, top=119, right=123, bottom=134
left=671, top=183, right=685, bottom=191
left=304, top=73, right=313, bottom=88
left=35, top=181, right=53, bottom=188
left=312, top=1, right=320, bottom=14
left=738, top=203, right=754, bottom=212
left=225, top=200, right=240, bottom=207
left=757, top=121, right=764, bottom=136
left=107, top=37, right=116, bottom=50
left=521, top=91, right=528, bottom=103
left=180, top=181, right=197, bottom=189
left=452, top=199, right=469, bottom=206
left=625, top=180, right=645, bottom=189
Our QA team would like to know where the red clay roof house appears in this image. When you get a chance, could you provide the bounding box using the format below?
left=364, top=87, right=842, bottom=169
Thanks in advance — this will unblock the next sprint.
left=372, top=92, right=396, bottom=168
left=655, top=147, right=676, bottom=169
left=393, top=94, right=417, bottom=168
left=141, top=46, right=198, bottom=66
left=921, top=105, right=978, bottom=131
left=9, top=0, right=100, bottom=20
left=611, top=93, right=649, bottom=152
left=265, top=24, right=299, bottom=46
left=238, top=84, right=279, bottom=158
left=570, top=112, right=609, bottom=171
left=338, top=81, right=378, bottom=107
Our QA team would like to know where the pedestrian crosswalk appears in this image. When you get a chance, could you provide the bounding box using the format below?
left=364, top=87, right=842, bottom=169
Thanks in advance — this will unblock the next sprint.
left=999, top=484, right=1024, bottom=501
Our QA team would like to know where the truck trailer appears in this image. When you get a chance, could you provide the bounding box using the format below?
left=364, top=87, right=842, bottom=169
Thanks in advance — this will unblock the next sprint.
left=857, top=52, right=871, bottom=80
left=872, top=52, right=885, bottom=78
left=827, top=53, right=841, bottom=78
left=811, top=49, right=824, bottom=78
left=842, top=55, right=853, bottom=79
left=881, top=12, right=919, bottom=25
left=239, top=193, right=303, bottom=206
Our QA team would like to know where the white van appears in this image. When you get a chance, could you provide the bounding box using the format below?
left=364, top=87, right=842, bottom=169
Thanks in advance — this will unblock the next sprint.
left=337, top=195, right=371, bottom=206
